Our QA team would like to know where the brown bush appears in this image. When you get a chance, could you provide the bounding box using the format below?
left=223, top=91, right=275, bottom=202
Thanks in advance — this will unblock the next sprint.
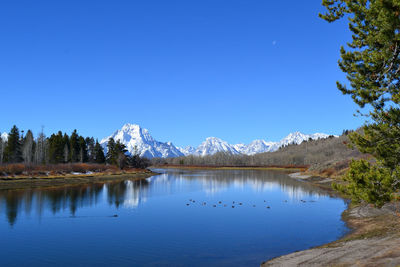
left=321, top=168, right=335, bottom=177
left=0, top=163, right=116, bottom=177
left=0, top=164, right=25, bottom=175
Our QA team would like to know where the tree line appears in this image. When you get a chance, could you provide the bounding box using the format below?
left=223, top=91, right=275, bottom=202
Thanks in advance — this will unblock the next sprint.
left=0, top=125, right=149, bottom=169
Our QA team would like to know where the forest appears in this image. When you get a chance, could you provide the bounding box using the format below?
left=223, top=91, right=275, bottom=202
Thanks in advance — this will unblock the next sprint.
left=0, top=125, right=149, bottom=176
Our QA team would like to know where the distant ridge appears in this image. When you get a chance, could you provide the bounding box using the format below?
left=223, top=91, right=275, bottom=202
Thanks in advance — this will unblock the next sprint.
left=100, top=123, right=336, bottom=158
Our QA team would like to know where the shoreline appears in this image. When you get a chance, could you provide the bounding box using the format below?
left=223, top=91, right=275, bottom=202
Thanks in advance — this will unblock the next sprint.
left=0, top=169, right=157, bottom=190
left=152, top=165, right=307, bottom=172
left=262, top=172, right=400, bottom=266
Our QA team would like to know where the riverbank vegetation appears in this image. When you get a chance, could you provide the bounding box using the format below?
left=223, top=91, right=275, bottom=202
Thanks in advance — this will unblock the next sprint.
left=0, top=125, right=150, bottom=177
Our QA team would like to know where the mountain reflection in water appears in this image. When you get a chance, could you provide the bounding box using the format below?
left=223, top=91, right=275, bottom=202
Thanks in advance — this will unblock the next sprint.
left=0, top=169, right=329, bottom=226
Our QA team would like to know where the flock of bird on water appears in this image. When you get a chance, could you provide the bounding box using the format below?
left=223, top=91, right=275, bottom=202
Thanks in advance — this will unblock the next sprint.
left=186, top=199, right=316, bottom=208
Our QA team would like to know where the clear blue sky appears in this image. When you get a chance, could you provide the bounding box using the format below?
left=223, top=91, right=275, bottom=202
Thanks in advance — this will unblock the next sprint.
left=0, top=0, right=365, bottom=147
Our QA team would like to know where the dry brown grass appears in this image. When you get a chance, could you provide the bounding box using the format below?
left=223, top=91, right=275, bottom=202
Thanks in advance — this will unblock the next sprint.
left=0, top=163, right=119, bottom=177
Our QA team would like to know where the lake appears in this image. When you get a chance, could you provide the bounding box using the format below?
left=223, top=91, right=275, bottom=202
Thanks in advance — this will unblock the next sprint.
left=0, top=168, right=348, bottom=266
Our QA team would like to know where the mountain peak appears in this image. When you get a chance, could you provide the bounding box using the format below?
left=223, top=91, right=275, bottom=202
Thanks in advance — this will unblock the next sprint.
left=100, top=124, right=183, bottom=158
left=121, top=123, right=141, bottom=131
left=205, top=136, right=222, bottom=141
left=195, top=137, right=240, bottom=156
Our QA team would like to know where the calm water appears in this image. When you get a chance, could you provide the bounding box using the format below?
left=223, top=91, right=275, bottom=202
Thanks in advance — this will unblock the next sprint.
left=0, top=169, right=348, bottom=266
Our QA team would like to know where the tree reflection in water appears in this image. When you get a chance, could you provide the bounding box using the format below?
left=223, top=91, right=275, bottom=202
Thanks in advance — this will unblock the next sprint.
left=0, top=179, right=149, bottom=226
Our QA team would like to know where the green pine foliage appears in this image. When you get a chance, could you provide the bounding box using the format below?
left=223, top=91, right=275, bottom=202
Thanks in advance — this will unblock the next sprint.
left=106, top=138, right=117, bottom=165
left=78, top=136, right=88, bottom=163
left=320, top=0, right=400, bottom=111
left=4, top=125, right=23, bottom=163
left=115, top=140, right=128, bottom=169
left=106, top=138, right=129, bottom=169
left=321, top=0, right=400, bottom=206
left=48, top=131, right=65, bottom=164
left=333, top=159, right=399, bottom=207
left=69, top=130, right=80, bottom=163
left=94, top=140, right=106, bottom=164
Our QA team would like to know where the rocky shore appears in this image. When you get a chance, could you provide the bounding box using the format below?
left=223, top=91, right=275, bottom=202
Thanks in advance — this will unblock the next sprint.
left=262, top=173, right=400, bottom=267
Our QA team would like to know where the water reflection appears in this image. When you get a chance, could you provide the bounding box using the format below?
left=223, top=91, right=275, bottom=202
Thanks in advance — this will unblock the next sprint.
left=149, top=169, right=329, bottom=200
left=0, top=180, right=149, bottom=226
left=0, top=169, right=330, bottom=226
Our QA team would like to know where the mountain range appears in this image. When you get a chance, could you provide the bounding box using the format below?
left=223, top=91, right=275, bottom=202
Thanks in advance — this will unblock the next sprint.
left=100, top=123, right=335, bottom=158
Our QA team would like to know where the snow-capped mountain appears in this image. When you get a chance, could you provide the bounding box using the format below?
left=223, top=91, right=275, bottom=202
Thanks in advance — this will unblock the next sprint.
left=276, top=132, right=330, bottom=147
left=100, top=123, right=184, bottom=158
left=194, top=137, right=241, bottom=156
left=177, top=146, right=196, bottom=156
left=234, top=139, right=276, bottom=155
left=100, top=123, right=335, bottom=158
left=234, top=132, right=333, bottom=155
left=1, top=133, right=8, bottom=141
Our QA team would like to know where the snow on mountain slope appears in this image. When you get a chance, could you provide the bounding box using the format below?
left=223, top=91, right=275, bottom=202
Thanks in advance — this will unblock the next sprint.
left=233, top=132, right=333, bottom=155
left=177, top=146, right=196, bottom=156
left=233, top=143, right=247, bottom=153
left=277, top=132, right=331, bottom=148
left=234, top=139, right=276, bottom=155
left=100, top=123, right=184, bottom=158
left=1, top=133, right=8, bottom=141
left=194, top=137, right=241, bottom=156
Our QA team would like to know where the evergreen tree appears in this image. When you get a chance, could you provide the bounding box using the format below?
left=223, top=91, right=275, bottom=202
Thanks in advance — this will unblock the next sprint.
left=129, top=154, right=150, bottom=169
left=128, top=145, right=149, bottom=169
left=48, top=131, right=65, bottom=164
left=78, top=136, right=88, bottom=163
left=106, top=138, right=128, bottom=168
left=94, top=140, right=105, bottom=164
left=321, top=0, right=400, bottom=206
left=115, top=140, right=128, bottom=169
left=69, top=130, right=80, bottom=162
left=0, top=136, right=4, bottom=164
left=106, top=138, right=117, bottom=165
left=4, top=125, right=23, bottom=163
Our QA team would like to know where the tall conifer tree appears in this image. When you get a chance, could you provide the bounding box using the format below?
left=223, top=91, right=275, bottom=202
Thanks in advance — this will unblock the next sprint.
left=94, top=140, right=105, bottom=164
left=4, top=125, right=22, bottom=163
left=69, top=130, right=80, bottom=162
left=321, top=0, right=400, bottom=206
